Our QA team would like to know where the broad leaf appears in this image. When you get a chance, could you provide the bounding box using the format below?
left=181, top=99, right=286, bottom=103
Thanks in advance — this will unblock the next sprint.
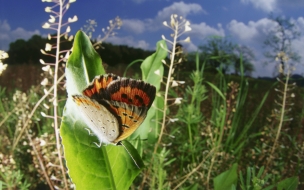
left=130, top=40, right=167, bottom=141
left=60, top=31, right=142, bottom=190
left=214, top=163, right=238, bottom=190
left=277, top=176, right=298, bottom=190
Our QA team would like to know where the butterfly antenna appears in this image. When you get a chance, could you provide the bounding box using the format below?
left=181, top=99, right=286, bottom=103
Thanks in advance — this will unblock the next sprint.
left=119, top=142, right=140, bottom=169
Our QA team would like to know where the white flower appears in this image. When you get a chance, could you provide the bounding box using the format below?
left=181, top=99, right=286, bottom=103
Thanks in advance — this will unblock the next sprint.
left=64, top=51, right=70, bottom=61
left=42, top=23, right=50, bottom=29
left=0, top=62, right=8, bottom=75
left=48, top=15, right=56, bottom=23
left=184, top=37, right=191, bottom=42
left=41, top=78, right=48, bottom=86
left=40, top=140, right=46, bottom=146
left=0, top=51, right=9, bottom=60
left=172, top=81, right=178, bottom=87
left=45, top=43, right=52, bottom=51
left=154, top=69, right=160, bottom=76
left=66, top=26, right=71, bottom=33
left=40, top=59, right=45, bottom=65
left=68, top=15, right=78, bottom=23
left=45, top=6, right=52, bottom=12
left=169, top=118, right=179, bottom=122
left=40, top=49, right=47, bottom=55
left=174, top=97, right=183, bottom=105
left=43, top=103, right=50, bottom=109
left=172, top=80, right=185, bottom=87
left=185, top=25, right=192, bottom=32
left=66, top=3, right=70, bottom=10
left=68, top=35, right=74, bottom=41
left=42, top=65, right=50, bottom=72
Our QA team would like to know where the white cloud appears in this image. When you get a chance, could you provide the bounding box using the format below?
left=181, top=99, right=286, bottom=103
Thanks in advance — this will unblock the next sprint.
left=227, top=18, right=276, bottom=45
left=156, top=1, right=205, bottom=19
left=147, top=1, right=205, bottom=31
left=119, top=1, right=206, bottom=50
left=0, top=20, right=40, bottom=50
left=122, top=19, right=146, bottom=34
left=279, top=0, right=304, bottom=7
left=226, top=18, right=277, bottom=77
left=183, top=41, right=198, bottom=52
left=240, top=0, right=278, bottom=12
left=190, top=23, right=225, bottom=39
left=119, top=1, right=205, bottom=45
left=226, top=17, right=304, bottom=77
left=253, top=59, right=276, bottom=77
left=106, top=36, right=150, bottom=50
left=289, top=17, right=304, bottom=74
left=131, top=0, right=147, bottom=3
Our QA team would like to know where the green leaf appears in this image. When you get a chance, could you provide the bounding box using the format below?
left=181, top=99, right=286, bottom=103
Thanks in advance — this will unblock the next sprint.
left=140, top=40, right=167, bottom=91
left=214, top=163, right=238, bottom=190
left=183, top=183, right=198, bottom=190
left=65, top=31, right=105, bottom=95
left=60, top=31, right=142, bottom=190
left=277, top=176, right=298, bottom=190
left=130, top=40, right=167, bottom=141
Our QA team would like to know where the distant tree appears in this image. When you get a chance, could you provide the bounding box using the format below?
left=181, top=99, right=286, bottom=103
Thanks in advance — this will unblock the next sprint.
left=6, top=34, right=153, bottom=66
left=263, top=15, right=301, bottom=73
left=233, top=45, right=255, bottom=76
left=199, top=37, right=254, bottom=75
left=7, top=35, right=51, bottom=65
left=94, top=42, right=153, bottom=66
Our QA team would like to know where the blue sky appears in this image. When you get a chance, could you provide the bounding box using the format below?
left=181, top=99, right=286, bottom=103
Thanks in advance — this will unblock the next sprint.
left=1, top=0, right=304, bottom=77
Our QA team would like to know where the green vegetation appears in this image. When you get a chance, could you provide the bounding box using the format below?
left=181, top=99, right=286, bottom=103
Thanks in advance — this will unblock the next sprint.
left=0, top=1, right=303, bottom=189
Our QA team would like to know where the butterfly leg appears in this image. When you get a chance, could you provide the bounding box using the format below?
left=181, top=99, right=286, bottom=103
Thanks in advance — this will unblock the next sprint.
left=84, top=128, right=102, bottom=147
left=93, top=142, right=102, bottom=148
left=85, top=128, right=95, bottom=136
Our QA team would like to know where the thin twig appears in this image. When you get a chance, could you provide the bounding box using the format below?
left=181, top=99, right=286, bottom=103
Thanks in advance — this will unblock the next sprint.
left=173, top=148, right=216, bottom=190
left=12, top=74, right=65, bottom=150
left=26, top=131, right=54, bottom=190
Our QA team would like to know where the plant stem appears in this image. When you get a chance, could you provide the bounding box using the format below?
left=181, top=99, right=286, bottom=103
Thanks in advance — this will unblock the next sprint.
left=264, top=73, right=289, bottom=175
left=53, top=1, right=68, bottom=189
left=26, top=131, right=54, bottom=190
left=12, top=75, right=65, bottom=150
left=154, top=20, right=178, bottom=154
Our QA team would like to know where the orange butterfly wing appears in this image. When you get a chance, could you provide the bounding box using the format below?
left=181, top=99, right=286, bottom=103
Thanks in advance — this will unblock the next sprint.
left=82, top=74, right=156, bottom=144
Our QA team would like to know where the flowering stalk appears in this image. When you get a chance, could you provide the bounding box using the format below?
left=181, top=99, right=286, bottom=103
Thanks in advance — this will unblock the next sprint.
left=40, top=0, right=77, bottom=189
left=155, top=14, right=191, bottom=151
left=264, top=52, right=295, bottom=175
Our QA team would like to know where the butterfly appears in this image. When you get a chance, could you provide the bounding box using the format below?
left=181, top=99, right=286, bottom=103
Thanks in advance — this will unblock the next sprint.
left=72, top=73, right=156, bottom=146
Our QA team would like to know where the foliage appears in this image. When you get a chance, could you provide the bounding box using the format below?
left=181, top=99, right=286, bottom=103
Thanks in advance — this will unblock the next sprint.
left=6, top=34, right=154, bottom=69
left=0, top=3, right=303, bottom=190
left=263, top=14, right=301, bottom=73
left=60, top=31, right=167, bottom=190
left=239, top=166, right=275, bottom=190
left=198, top=36, right=255, bottom=75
